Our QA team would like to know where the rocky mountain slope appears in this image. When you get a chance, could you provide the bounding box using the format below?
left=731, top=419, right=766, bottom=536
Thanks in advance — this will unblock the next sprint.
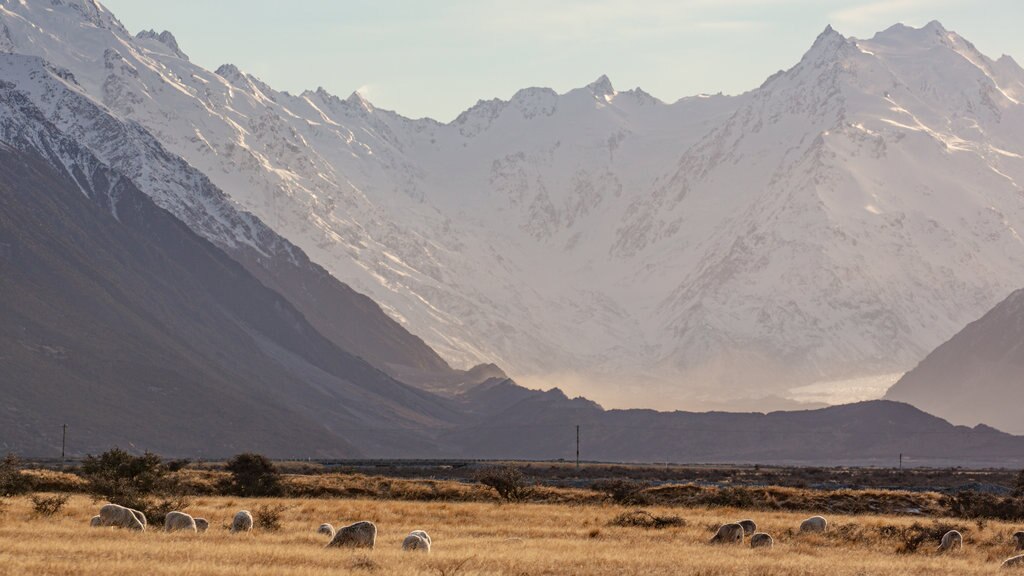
left=886, top=289, right=1024, bottom=434
left=4, top=1, right=1024, bottom=413
left=0, top=75, right=460, bottom=457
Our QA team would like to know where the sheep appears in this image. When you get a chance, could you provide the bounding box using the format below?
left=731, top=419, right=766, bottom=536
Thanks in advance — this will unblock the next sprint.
left=231, top=510, right=253, bottom=533
left=750, top=532, right=774, bottom=549
left=194, top=518, right=209, bottom=533
left=937, top=530, right=962, bottom=552
left=164, top=511, right=197, bottom=533
left=799, top=516, right=828, bottom=533
left=89, top=515, right=102, bottom=527
left=1014, top=531, right=1024, bottom=552
left=737, top=519, right=757, bottom=536
left=326, top=521, right=377, bottom=549
left=98, top=503, right=145, bottom=531
left=318, top=523, right=336, bottom=538
left=402, top=533, right=431, bottom=552
left=1003, top=554, right=1024, bottom=568
left=709, top=523, right=745, bottom=544
left=409, top=530, right=431, bottom=545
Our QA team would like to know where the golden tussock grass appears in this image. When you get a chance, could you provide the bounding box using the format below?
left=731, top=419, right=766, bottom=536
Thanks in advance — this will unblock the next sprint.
left=1, top=494, right=1022, bottom=575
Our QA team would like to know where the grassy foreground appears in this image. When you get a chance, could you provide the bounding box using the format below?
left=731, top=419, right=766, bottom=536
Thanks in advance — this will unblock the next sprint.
left=2, top=495, right=1024, bottom=575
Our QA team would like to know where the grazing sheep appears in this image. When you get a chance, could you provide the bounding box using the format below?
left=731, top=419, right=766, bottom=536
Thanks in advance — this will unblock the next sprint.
left=318, top=523, right=336, bottom=538
left=737, top=519, right=757, bottom=536
left=937, top=530, right=962, bottom=552
left=1014, top=531, right=1024, bottom=552
left=89, top=515, right=102, bottom=527
left=402, top=533, right=431, bottom=552
left=164, top=511, right=197, bottom=533
left=194, top=518, right=209, bottom=533
left=709, top=523, right=745, bottom=544
left=799, top=516, right=828, bottom=533
left=326, top=521, right=377, bottom=549
left=1003, top=554, right=1024, bottom=568
left=409, top=530, right=431, bottom=545
left=750, top=532, right=774, bottom=549
left=98, top=504, right=145, bottom=531
left=231, top=510, right=253, bottom=533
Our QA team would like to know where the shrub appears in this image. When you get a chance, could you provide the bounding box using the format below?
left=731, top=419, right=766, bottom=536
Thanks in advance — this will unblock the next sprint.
left=221, top=453, right=284, bottom=497
left=474, top=465, right=534, bottom=503
left=608, top=509, right=685, bottom=529
left=591, top=479, right=651, bottom=506
left=943, top=491, right=1024, bottom=521
left=0, top=454, right=33, bottom=496
left=878, top=521, right=967, bottom=554
left=30, top=493, right=70, bottom=517
left=81, top=448, right=167, bottom=498
left=254, top=503, right=289, bottom=532
left=81, top=448, right=190, bottom=525
left=1014, top=470, right=1024, bottom=498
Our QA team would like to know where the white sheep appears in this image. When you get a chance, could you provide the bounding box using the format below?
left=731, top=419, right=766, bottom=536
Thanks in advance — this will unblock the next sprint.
left=737, top=519, right=757, bottom=536
left=164, top=511, right=197, bottom=533
left=231, top=510, right=254, bottom=533
left=318, top=523, right=336, bottom=538
left=1014, top=531, right=1024, bottom=552
left=194, top=518, right=209, bottom=533
left=937, top=530, right=962, bottom=552
left=750, top=532, right=774, bottom=549
left=799, top=516, right=828, bottom=533
left=1003, top=554, right=1024, bottom=568
left=410, top=530, right=432, bottom=545
left=326, top=521, right=377, bottom=549
left=89, top=515, right=102, bottom=527
left=710, top=523, right=744, bottom=544
left=402, top=533, right=431, bottom=552
left=98, top=504, right=145, bottom=531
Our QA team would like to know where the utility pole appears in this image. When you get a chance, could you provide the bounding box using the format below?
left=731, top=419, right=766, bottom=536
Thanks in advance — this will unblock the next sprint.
left=575, top=425, right=580, bottom=470
left=61, top=424, right=67, bottom=469
left=899, top=453, right=903, bottom=471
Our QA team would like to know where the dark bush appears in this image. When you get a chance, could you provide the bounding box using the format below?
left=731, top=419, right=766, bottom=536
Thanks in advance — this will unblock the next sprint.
left=80, top=448, right=191, bottom=525
left=0, top=454, right=32, bottom=496
left=474, top=465, right=534, bottom=502
left=221, top=453, right=284, bottom=497
left=81, top=448, right=167, bottom=496
left=30, top=493, right=70, bottom=517
left=878, top=521, right=967, bottom=554
left=1013, top=470, right=1024, bottom=498
left=943, top=491, right=1024, bottom=521
left=254, top=503, right=289, bottom=532
left=591, top=479, right=651, bottom=506
left=608, top=509, right=685, bottom=529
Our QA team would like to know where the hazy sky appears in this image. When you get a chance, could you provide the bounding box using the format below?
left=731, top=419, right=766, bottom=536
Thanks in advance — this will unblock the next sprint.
left=101, top=0, right=1024, bottom=122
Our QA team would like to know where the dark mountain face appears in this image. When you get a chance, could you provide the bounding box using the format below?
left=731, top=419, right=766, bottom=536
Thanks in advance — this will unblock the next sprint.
left=885, top=289, right=1024, bottom=435
left=0, top=87, right=463, bottom=458
left=449, top=381, right=1024, bottom=466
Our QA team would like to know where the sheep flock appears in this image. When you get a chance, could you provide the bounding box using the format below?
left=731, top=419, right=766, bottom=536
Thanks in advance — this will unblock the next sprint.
left=82, top=504, right=1024, bottom=568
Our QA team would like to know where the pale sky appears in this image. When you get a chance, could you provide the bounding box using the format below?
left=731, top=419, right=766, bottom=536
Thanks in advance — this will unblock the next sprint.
left=101, top=0, right=1024, bottom=122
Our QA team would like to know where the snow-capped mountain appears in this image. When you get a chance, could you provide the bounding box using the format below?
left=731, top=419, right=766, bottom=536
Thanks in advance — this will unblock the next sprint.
left=4, top=0, right=1024, bottom=411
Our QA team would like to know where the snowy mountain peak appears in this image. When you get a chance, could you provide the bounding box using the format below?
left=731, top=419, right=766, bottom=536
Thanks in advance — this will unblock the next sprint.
left=346, top=89, right=374, bottom=113
left=587, top=74, right=616, bottom=100
left=803, top=24, right=852, bottom=61
left=135, top=29, right=188, bottom=61
left=214, top=63, right=243, bottom=81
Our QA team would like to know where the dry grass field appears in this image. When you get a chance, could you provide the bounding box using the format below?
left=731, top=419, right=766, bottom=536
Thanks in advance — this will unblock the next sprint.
left=2, top=494, right=1024, bottom=575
